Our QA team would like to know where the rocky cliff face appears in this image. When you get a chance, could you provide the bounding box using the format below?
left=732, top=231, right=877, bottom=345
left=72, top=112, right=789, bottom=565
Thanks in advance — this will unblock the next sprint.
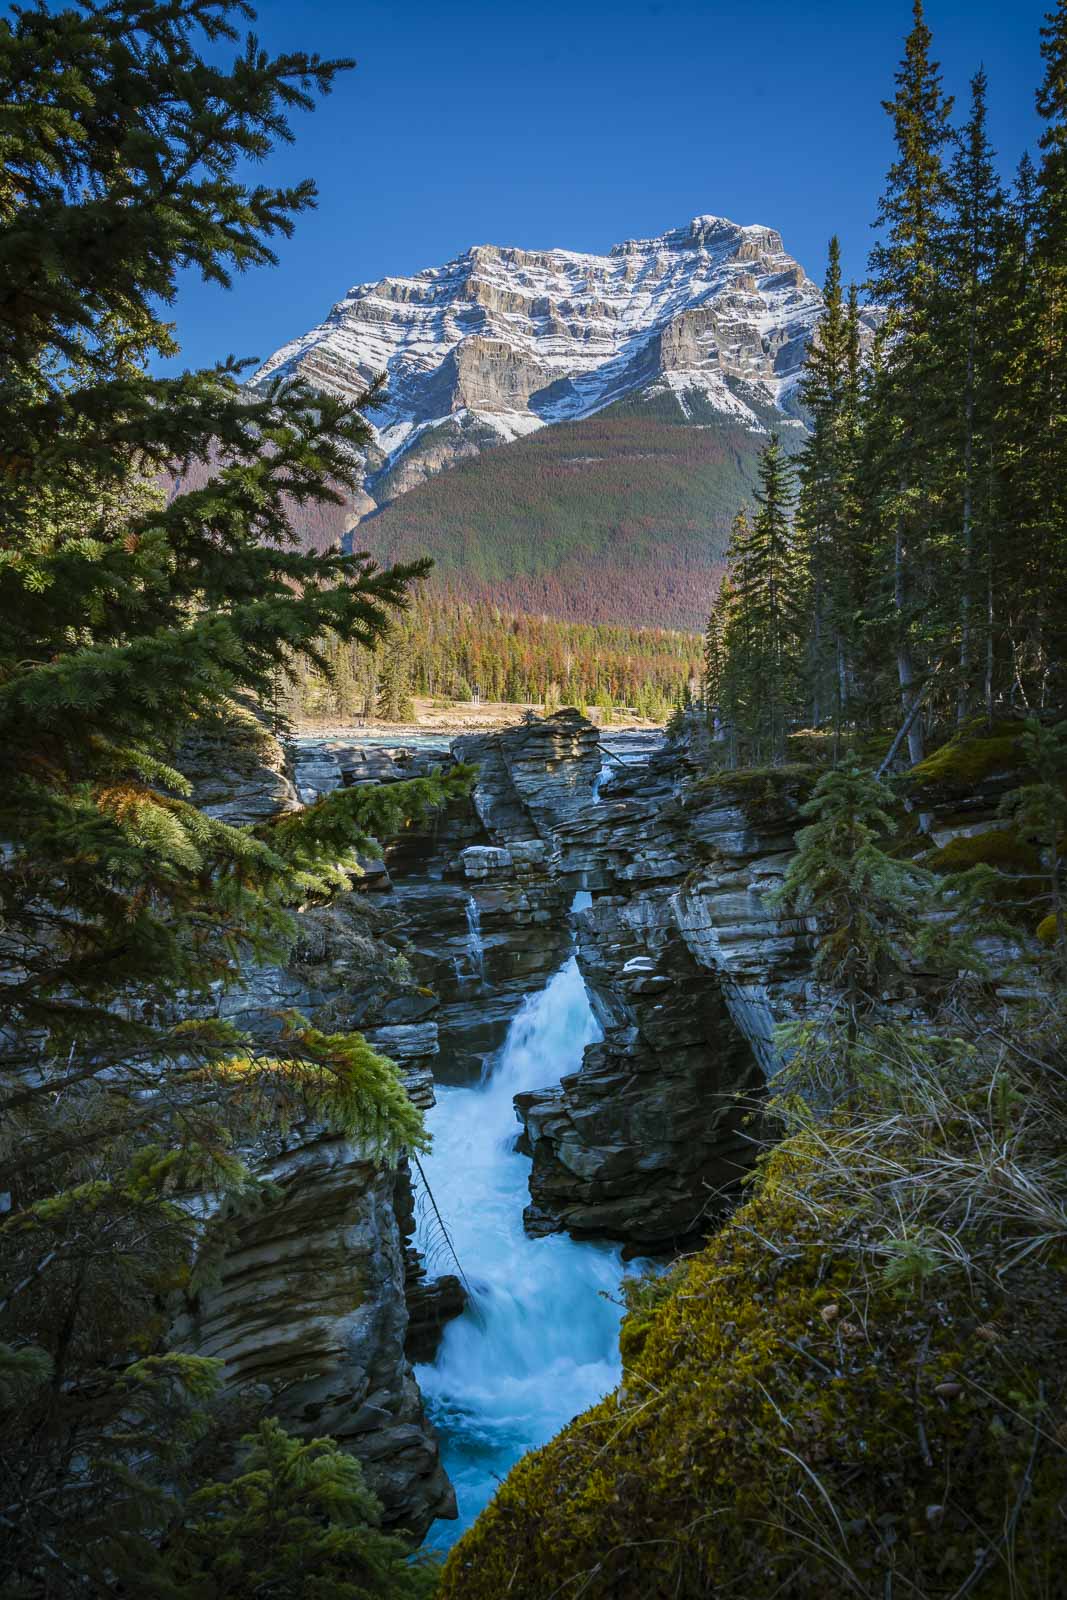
left=464, top=720, right=788, bottom=1248
left=171, top=1107, right=456, bottom=1538
left=407, top=712, right=858, bottom=1248
left=177, top=718, right=603, bottom=1536
left=252, top=216, right=875, bottom=510
left=671, top=768, right=818, bottom=1082
left=470, top=717, right=1031, bottom=1251
left=173, top=718, right=466, bottom=1539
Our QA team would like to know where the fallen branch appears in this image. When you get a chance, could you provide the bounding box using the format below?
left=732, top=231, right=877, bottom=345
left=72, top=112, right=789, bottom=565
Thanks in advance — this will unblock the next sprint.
left=876, top=659, right=945, bottom=780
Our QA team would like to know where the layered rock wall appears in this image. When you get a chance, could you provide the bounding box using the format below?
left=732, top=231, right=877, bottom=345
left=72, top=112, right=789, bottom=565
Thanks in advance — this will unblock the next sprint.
left=173, top=718, right=463, bottom=1538
left=171, top=1112, right=455, bottom=1537
left=430, top=715, right=824, bottom=1249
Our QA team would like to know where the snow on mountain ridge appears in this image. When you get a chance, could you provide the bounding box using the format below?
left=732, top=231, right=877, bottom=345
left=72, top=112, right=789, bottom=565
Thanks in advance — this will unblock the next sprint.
left=251, top=214, right=829, bottom=502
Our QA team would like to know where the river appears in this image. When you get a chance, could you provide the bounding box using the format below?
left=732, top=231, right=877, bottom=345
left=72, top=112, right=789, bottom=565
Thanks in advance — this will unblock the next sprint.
left=414, top=898, right=630, bottom=1549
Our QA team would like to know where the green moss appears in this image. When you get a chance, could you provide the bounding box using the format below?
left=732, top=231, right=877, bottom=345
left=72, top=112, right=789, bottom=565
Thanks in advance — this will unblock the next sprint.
left=851, top=730, right=896, bottom=767
left=687, top=764, right=817, bottom=825
left=785, top=729, right=836, bottom=766
left=927, top=828, right=1046, bottom=921
left=439, top=1133, right=1067, bottom=1600
left=909, top=721, right=1023, bottom=794
left=928, top=827, right=1038, bottom=872
left=617, top=1259, right=690, bottom=1368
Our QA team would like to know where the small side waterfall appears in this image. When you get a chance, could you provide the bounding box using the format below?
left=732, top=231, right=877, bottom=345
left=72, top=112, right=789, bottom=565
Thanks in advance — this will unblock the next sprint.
left=415, top=901, right=629, bottom=1547
left=464, top=894, right=486, bottom=990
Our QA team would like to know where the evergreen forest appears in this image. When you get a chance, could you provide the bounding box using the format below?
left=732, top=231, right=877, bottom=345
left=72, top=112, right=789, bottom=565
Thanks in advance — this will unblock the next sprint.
left=706, top=3, right=1067, bottom=767
left=283, top=595, right=700, bottom=724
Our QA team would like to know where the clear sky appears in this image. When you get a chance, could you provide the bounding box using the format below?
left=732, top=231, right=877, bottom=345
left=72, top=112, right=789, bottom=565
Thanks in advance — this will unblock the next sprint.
left=159, top=0, right=1049, bottom=374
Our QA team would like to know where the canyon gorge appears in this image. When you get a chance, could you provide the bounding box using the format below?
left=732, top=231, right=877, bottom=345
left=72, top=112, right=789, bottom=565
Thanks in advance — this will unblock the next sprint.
left=156, top=689, right=1059, bottom=1600
left=169, top=708, right=823, bottom=1542
left=173, top=705, right=1028, bottom=1550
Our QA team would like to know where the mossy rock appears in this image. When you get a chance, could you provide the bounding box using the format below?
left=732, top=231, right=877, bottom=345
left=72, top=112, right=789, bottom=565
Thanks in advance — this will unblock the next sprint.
left=908, top=721, right=1025, bottom=798
left=439, top=1137, right=1066, bottom=1600
left=687, top=764, right=817, bottom=826
left=926, top=827, right=1045, bottom=916
left=927, top=828, right=1040, bottom=875
left=785, top=729, right=836, bottom=766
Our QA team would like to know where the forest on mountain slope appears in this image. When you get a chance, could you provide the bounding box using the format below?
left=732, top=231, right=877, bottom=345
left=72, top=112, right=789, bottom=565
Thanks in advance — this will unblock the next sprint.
left=355, top=410, right=767, bottom=631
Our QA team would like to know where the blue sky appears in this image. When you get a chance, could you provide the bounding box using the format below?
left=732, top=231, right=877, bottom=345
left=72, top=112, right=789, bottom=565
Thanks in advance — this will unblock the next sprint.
left=160, top=0, right=1048, bottom=373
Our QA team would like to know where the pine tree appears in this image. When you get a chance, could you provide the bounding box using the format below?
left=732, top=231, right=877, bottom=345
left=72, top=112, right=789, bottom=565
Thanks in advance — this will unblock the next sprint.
left=702, top=574, right=732, bottom=731
left=150, top=1419, right=439, bottom=1599
left=942, top=70, right=1005, bottom=723
left=0, top=3, right=471, bottom=1589
left=867, top=0, right=955, bottom=762
left=774, top=766, right=934, bottom=1098
left=376, top=629, right=416, bottom=722
left=987, top=155, right=1043, bottom=714
left=717, top=511, right=758, bottom=763
left=748, top=435, right=806, bottom=764
left=713, top=441, right=805, bottom=767
left=1031, top=0, right=1067, bottom=701
left=797, top=239, right=865, bottom=737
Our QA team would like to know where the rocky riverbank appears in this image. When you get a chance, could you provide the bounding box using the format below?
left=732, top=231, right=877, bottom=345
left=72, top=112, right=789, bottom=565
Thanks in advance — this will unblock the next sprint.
left=172, top=705, right=1033, bottom=1547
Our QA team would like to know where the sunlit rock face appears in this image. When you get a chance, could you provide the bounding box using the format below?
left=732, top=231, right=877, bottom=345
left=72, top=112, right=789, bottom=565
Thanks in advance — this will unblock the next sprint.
left=252, top=215, right=878, bottom=505
left=448, top=716, right=780, bottom=1247
left=501, top=733, right=773, bottom=1247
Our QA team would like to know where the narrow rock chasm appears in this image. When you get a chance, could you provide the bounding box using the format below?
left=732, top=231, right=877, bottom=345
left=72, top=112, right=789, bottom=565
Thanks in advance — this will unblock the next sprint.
left=179, top=710, right=802, bottom=1543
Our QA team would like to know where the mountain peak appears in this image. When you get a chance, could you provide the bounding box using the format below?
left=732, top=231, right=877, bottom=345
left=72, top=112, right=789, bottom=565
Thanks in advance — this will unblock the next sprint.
left=251, top=212, right=850, bottom=508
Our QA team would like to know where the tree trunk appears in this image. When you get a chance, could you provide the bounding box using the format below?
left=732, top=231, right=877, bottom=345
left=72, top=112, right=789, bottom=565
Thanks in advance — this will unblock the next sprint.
left=895, top=520, right=926, bottom=765
left=834, top=633, right=847, bottom=765
left=811, top=572, right=823, bottom=727
left=984, top=523, right=995, bottom=725
left=957, top=313, right=977, bottom=724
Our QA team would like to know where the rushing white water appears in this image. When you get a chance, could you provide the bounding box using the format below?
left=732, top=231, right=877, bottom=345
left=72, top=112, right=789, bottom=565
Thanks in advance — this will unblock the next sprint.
left=464, top=894, right=486, bottom=990
left=415, top=924, right=629, bottom=1548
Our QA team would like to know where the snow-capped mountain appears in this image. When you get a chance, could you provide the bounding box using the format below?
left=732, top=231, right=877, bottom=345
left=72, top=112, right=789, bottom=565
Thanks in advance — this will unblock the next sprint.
left=252, top=215, right=833, bottom=504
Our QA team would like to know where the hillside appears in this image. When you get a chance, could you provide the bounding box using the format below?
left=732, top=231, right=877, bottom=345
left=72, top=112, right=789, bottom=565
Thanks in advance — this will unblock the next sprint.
left=285, top=593, right=702, bottom=722
left=347, top=408, right=768, bottom=630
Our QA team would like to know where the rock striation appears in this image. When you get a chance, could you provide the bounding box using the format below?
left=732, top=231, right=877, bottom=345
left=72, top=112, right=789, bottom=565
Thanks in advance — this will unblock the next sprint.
left=497, top=731, right=781, bottom=1246
left=483, top=718, right=1034, bottom=1250
left=172, top=721, right=465, bottom=1539
left=171, top=1117, right=456, bottom=1537
left=412, top=712, right=841, bottom=1248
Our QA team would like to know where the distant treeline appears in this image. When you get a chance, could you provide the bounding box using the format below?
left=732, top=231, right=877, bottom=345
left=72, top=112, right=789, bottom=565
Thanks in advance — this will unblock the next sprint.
left=279, top=594, right=702, bottom=722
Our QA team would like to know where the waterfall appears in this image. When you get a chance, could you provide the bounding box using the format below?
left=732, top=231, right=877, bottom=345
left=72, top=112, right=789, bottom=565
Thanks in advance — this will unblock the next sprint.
left=464, top=894, right=486, bottom=989
left=415, top=904, right=629, bottom=1547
